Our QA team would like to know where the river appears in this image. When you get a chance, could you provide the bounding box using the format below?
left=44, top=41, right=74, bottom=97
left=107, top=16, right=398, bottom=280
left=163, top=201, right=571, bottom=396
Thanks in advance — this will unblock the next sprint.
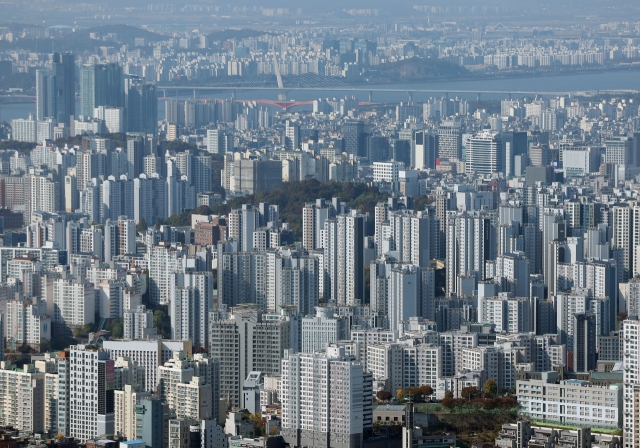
left=2, top=69, right=640, bottom=122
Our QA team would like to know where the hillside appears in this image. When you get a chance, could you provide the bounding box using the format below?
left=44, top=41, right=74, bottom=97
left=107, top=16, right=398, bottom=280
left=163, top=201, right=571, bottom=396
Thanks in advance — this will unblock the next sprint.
left=80, top=24, right=166, bottom=45
left=363, top=57, right=469, bottom=82
left=163, top=179, right=390, bottom=240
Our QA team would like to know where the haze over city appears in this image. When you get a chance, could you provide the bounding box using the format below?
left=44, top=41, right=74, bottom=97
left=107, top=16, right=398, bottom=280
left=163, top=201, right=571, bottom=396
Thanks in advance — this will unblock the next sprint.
left=0, top=1, right=639, bottom=448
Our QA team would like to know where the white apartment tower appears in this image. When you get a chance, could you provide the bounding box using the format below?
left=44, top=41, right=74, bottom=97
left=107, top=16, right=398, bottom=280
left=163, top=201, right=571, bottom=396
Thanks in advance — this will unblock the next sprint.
left=69, top=345, right=114, bottom=442
left=123, top=305, right=154, bottom=340
left=53, top=278, right=96, bottom=334
left=623, top=319, right=640, bottom=448
left=281, top=345, right=372, bottom=448
left=446, top=211, right=494, bottom=295
left=323, top=213, right=366, bottom=306
left=301, top=307, right=349, bottom=353
left=0, top=361, right=46, bottom=433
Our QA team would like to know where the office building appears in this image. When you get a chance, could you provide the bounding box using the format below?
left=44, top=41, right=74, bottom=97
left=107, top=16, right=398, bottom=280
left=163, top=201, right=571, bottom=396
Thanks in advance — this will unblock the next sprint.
left=125, top=77, right=157, bottom=135
left=343, top=121, right=366, bottom=157
left=36, top=53, right=75, bottom=126
left=517, top=375, right=622, bottom=428
left=81, top=63, right=124, bottom=117
left=52, top=52, right=75, bottom=126
left=437, top=120, right=462, bottom=160
left=466, top=131, right=502, bottom=175
left=135, top=398, right=165, bottom=448
left=573, top=312, right=597, bottom=373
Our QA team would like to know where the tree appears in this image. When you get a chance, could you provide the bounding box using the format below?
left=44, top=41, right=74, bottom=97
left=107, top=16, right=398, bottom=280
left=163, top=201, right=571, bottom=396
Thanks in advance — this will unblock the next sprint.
left=483, top=379, right=498, bottom=397
left=39, top=339, right=52, bottom=353
left=153, top=309, right=171, bottom=338
left=249, top=413, right=265, bottom=437
left=397, top=389, right=403, bottom=399
left=404, top=387, right=421, bottom=399
left=460, top=386, right=478, bottom=401
left=73, top=324, right=93, bottom=337
left=444, top=390, right=453, bottom=399
left=105, top=318, right=124, bottom=339
left=136, top=218, right=148, bottom=233
left=418, top=385, right=433, bottom=397
left=441, top=397, right=455, bottom=409
left=376, top=390, right=393, bottom=402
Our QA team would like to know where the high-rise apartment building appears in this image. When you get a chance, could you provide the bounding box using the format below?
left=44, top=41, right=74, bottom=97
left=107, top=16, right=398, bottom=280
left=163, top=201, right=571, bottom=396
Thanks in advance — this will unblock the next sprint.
left=284, top=120, right=300, bottom=150
left=208, top=306, right=290, bottom=407
left=0, top=361, right=46, bottom=433
left=103, top=340, right=192, bottom=393
left=623, top=319, right=640, bottom=448
left=123, top=305, right=154, bottom=340
left=170, top=271, right=214, bottom=348
left=69, top=345, right=115, bottom=442
left=301, top=307, right=349, bottom=353
left=446, top=211, right=494, bottom=295
left=281, top=345, right=373, bottom=448
left=158, top=353, right=219, bottom=422
left=322, top=213, right=367, bottom=306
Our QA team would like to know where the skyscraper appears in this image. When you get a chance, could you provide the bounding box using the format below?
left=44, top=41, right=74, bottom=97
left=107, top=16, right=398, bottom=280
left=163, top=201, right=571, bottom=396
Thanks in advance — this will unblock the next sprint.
left=52, top=52, right=75, bottom=126
left=36, top=70, right=56, bottom=121
left=465, top=131, right=502, bottom=175
left=573, top=312, right=597, bottom=373
left=69, top=345, right=115, bottom=442
left=413, top=130, right=438, bottom=170
left=125, top=77, right=158, bottom=135
left=343, top=121, right=366, bottom=157
left=437, top=119, right=462, bottom=160
left=623, top=318, right=640, bottom=448
left=284, top=120, right=300, bottom=150
left=81, top=63, right=124, bottom=117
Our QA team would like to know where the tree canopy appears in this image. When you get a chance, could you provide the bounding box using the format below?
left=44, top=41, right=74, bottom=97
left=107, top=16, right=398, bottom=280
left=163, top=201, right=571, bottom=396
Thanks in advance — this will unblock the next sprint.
left=161, top=179, right=391, bottom=240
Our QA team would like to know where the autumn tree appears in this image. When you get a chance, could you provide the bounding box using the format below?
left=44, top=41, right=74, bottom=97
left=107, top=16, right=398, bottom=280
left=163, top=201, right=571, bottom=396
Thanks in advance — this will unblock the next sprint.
left=460, top=386, right=478, bottom=401
left=419, top=385, right=433, bottom=397
left=376, top=390, right=393, bottom=402
left=483, top=379, right=498, bottom=397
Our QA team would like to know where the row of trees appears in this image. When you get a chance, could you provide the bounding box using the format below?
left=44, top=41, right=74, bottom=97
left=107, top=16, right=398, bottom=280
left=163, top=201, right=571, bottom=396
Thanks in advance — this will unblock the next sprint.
left=376, top=385, right=434, bottom=403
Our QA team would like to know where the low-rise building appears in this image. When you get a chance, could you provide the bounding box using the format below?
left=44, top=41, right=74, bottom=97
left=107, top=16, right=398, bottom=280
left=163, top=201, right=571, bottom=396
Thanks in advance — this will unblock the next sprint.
left=516, top=375, right=623, bottom=428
